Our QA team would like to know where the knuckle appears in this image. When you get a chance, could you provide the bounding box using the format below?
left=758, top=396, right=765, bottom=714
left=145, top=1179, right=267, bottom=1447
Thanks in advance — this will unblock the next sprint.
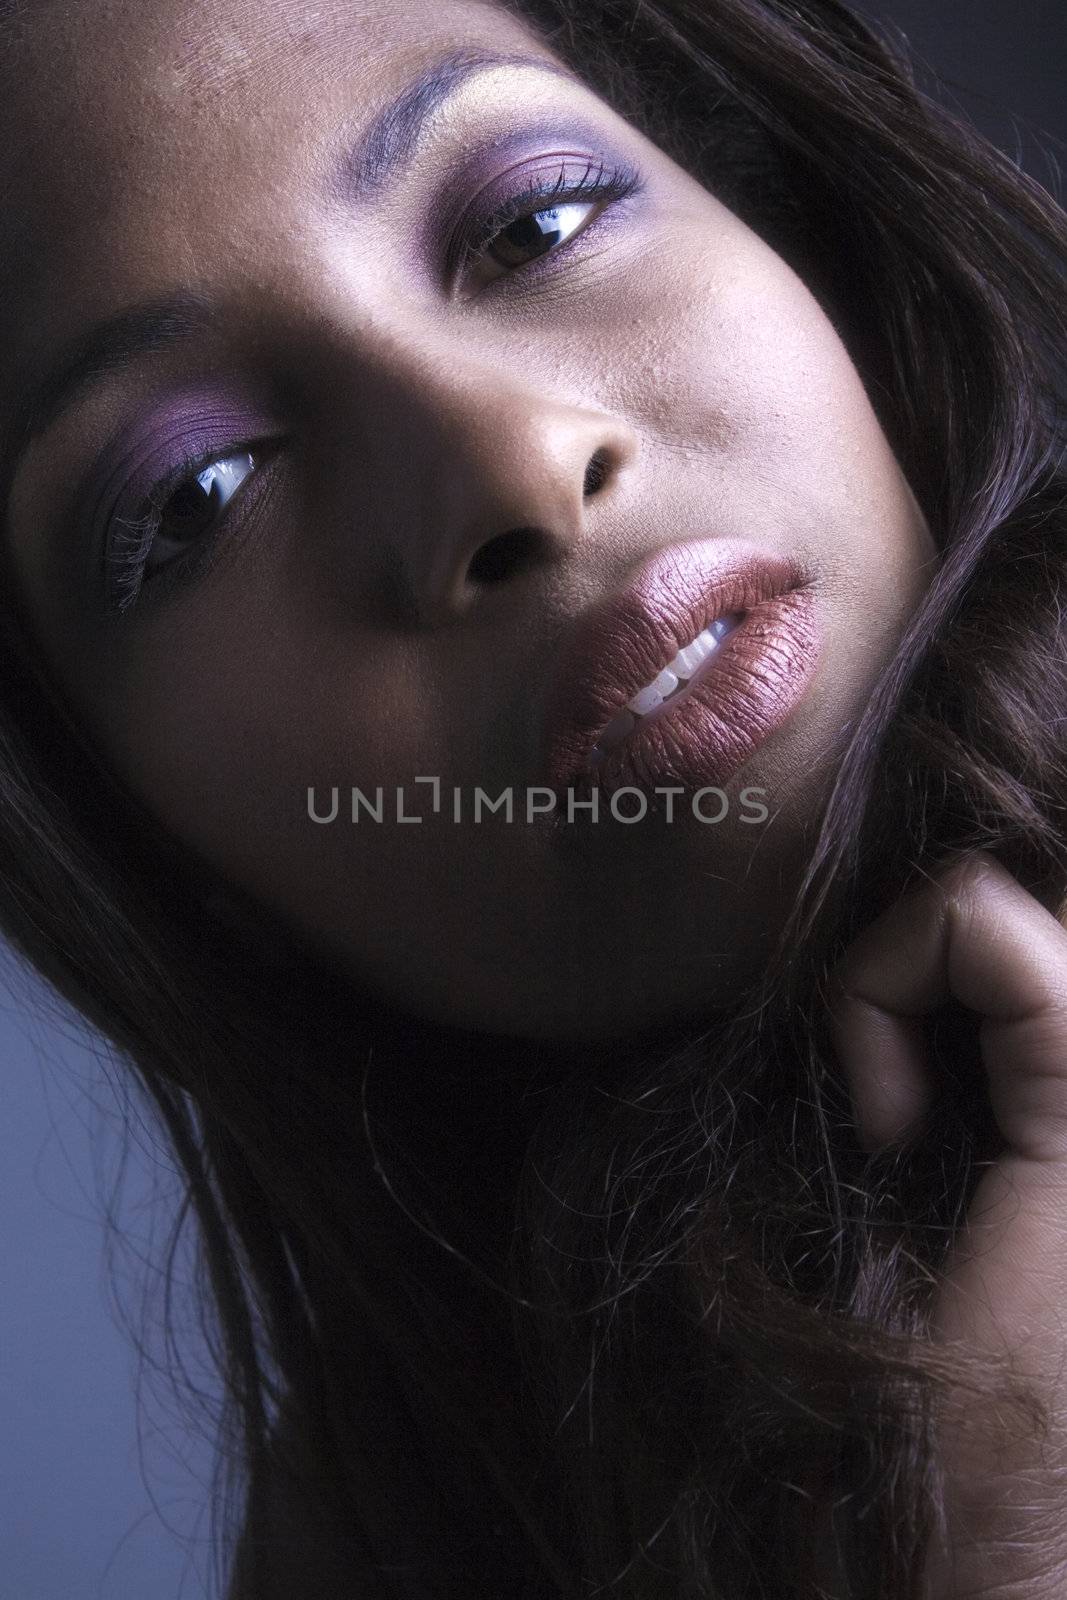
left=936, top=849, right=1005, bottom=902
left=931, top=852, right=1023, bottom=939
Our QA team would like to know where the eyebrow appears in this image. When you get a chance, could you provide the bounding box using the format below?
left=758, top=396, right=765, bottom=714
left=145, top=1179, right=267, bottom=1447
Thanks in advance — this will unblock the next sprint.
left=1, top=45, right=580, bottom=524
left=328, top=45, right=581, bottom=203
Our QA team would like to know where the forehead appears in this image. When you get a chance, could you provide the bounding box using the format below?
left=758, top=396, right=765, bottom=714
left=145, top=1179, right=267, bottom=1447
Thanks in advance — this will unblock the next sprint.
left=0, top=0, right=559, bottom=305
left=2, top=0, right=525, bottom=108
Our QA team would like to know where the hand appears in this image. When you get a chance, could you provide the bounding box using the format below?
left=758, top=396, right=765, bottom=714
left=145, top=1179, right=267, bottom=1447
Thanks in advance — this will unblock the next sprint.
left=829, top=852, right=1067, bottom=1598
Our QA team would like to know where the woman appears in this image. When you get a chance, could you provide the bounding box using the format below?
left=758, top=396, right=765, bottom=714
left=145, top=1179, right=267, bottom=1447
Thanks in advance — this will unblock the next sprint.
left=0, top=0, right=1064, bottom=1594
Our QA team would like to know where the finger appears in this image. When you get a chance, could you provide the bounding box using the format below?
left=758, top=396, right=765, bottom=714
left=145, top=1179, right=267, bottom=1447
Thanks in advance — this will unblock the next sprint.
left=829, top=850, right=1067, bottom=1371
left=827, top=995, right=933, bottom=1154
left=829, top=852, right=1067, bottom=1163
left=831, top=856, right=1067, bottom=1592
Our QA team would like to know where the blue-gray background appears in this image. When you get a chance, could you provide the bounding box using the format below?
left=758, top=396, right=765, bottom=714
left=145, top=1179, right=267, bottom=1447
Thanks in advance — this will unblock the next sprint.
left=1, top=6, right=1063, bottom=1598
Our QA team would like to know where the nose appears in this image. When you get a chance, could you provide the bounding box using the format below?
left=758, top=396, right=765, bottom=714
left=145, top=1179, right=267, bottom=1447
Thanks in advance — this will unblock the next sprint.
left=322, top=327, right=640, bottom=628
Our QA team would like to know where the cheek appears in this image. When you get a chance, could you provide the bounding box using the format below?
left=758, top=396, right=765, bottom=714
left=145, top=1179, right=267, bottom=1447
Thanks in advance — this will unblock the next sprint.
left=86, top=590, right=440, bottom=903
left=92, top=622, right=563, bottom=1016
left=613, top=197, right=907, bottom=492
left=624, top=211, right=934, bottom=586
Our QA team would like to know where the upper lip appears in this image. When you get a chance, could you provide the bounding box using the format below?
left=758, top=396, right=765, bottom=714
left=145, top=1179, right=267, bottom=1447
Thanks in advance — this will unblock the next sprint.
left=540, top=538, right=810, bottom=789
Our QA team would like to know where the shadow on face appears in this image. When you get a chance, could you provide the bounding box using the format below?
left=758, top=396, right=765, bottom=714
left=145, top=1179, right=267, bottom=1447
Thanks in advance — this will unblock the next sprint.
left=0, top=0, right=937, bottom=1039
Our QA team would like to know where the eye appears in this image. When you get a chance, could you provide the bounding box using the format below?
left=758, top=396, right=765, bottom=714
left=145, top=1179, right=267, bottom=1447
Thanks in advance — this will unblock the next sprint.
left=150, top=453, right=255, bottom=569
left=484, top=198, right=603, bottom=270
left=104, top=447, right=262, bottom=615
left=455, top=157, right=645, bottom=284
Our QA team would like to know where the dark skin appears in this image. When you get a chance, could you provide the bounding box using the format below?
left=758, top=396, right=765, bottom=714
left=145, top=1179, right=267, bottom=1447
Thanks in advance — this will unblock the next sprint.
left=2, top=0, right=934, bottom=1041
left=5, top=3, right=1067, bottom=1592
left=832, top=857, right=1067, bottom=1597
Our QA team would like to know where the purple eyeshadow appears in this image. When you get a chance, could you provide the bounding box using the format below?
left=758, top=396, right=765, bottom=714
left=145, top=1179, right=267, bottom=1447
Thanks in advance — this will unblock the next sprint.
left=79, top=381, right=284, bottom=539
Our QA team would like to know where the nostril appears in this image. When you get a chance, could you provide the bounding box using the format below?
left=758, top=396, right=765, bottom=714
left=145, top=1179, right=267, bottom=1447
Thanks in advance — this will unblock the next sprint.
left=583, top=448, right=610, bottom=498
left=466, top=526, right=544, bottom=585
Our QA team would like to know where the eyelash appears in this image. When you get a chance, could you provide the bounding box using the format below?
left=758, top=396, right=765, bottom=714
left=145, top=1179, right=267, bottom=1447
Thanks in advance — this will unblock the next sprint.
left=102, top=155, right=646, bottom=615
left=104, top=444, right=269, bottom=616
left=451, top=156, right=644, bottom=281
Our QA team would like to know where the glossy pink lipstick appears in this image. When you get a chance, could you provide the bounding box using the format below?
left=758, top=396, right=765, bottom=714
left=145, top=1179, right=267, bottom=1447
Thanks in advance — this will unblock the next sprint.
left=541, top=539, right=820, bottom=795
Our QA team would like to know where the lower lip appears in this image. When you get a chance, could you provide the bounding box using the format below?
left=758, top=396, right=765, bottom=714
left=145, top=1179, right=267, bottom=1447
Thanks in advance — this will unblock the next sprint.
left=572, top=585, right=821, bottom=794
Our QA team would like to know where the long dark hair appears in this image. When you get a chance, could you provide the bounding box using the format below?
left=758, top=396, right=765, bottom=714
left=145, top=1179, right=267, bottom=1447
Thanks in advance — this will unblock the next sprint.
left=1, top=1, right=1065, bottom=1595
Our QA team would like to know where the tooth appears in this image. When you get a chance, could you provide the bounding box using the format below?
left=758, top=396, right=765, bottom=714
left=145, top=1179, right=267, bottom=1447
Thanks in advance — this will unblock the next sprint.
left=600, top=612, right=744, bottom=748
left=672, top=641, right=707, bottom=678
left=627, top=683, right=665, bottom=715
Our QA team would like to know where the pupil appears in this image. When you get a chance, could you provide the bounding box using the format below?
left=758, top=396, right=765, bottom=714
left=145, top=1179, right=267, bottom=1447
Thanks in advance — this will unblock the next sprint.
left=163, top=474, right=219, bottom=537
left=506, top=208, right=561, bottom=259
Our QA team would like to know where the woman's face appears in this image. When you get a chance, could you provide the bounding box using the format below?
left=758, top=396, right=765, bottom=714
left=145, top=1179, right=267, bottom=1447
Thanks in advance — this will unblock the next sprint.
left=2, top=0, right=936, bottom=1039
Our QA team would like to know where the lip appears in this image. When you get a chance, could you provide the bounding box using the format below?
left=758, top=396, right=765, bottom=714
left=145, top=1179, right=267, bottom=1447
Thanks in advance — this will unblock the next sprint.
left=541, top=538, right=821, bottom=795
